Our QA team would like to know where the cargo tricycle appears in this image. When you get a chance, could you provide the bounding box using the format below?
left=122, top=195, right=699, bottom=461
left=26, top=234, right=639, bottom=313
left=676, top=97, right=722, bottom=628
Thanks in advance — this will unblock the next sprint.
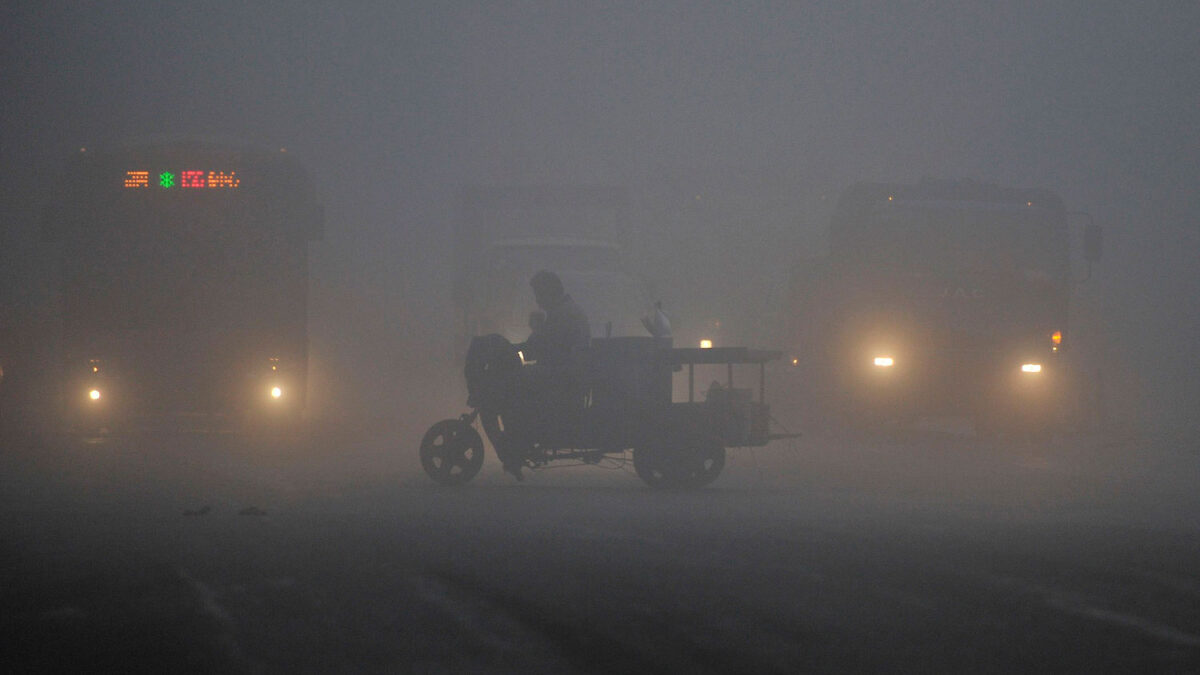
left=419, top=336, right=793, bottom=488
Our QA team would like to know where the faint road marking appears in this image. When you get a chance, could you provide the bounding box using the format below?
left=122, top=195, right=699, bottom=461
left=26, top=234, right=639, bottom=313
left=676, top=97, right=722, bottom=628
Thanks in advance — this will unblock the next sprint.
left=984, top=573, right=1200, bottom=649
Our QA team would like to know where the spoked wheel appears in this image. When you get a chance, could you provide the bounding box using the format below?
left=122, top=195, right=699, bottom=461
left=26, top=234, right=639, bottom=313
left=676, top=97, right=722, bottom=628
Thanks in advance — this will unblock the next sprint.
left=420, top=418, right=485, bottom=486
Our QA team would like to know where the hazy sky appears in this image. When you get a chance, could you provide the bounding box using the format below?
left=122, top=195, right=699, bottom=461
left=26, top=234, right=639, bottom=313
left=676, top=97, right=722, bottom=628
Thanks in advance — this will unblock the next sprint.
left=3, top=2, right=1198, bottom=426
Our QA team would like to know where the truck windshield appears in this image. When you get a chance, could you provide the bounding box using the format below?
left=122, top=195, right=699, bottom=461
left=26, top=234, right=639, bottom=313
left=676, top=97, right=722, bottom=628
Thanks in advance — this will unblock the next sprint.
left=841, top=204, right=1067, bottom=278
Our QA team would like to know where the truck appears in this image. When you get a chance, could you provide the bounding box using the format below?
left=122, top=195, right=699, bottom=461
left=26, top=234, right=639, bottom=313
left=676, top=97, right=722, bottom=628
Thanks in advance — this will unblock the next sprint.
left=784, top=179, right=1102, bottom=434
left=453, top=185, right=649, bottom=354
left=41, top=139, right=323, bottom=432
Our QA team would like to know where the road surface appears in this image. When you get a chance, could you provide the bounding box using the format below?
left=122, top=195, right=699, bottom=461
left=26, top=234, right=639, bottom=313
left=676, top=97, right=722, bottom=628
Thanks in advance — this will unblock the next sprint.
left=2, top=423, right=1198, bottom=672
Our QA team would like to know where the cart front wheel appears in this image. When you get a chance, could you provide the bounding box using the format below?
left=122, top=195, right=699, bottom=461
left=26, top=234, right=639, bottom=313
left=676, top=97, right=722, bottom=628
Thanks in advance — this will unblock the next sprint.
left=420, top=419, right=485, bottom=486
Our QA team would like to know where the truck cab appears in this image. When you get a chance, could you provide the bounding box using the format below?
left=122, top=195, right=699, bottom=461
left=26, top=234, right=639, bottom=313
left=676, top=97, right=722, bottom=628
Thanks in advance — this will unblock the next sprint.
left=787, top=179, right=1088, bottom=433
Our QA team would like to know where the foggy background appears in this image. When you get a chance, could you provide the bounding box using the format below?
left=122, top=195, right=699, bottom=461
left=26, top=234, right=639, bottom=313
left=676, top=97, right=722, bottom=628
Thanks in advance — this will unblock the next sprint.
left=3, top=1, right=1198, bottom=433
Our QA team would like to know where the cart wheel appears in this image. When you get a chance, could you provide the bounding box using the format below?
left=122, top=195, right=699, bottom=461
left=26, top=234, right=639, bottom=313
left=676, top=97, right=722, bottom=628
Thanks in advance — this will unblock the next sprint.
left=420, top=419, right=485, bottom=486
left=634, top=443, right=724, bottom=489
left=689, top=440, right=726, bottom=487
left=633, top=448, right=684, bottom=488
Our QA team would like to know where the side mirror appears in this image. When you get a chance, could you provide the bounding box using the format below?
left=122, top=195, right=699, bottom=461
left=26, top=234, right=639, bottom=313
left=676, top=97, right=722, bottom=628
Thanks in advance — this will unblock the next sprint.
left=1083, top=223, right=1103, bottom=262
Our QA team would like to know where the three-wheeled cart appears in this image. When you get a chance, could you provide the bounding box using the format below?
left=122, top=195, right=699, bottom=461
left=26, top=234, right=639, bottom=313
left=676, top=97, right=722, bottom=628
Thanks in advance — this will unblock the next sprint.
left=419, top=337, right=794, bottom=488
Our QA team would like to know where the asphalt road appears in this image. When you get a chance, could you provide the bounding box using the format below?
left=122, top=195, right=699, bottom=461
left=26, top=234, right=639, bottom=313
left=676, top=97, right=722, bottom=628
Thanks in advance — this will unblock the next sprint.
left=2, top=423, right=1199, bottom=673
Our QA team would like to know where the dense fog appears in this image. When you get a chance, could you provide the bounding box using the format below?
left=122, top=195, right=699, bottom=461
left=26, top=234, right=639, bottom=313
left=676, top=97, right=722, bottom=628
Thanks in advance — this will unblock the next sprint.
left=3, top=5, right=1200, bottom=671
left=2, top=2, right=1197, bottom=433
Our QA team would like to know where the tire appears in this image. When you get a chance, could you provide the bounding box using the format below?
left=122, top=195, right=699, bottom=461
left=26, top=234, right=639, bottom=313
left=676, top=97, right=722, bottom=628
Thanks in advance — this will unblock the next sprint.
left=689, top=440, right=726, bottom=487
left=419, top=419, right=485, bottom=486
left=632, top=447, right=683, bottom=489
left=633, top=439, right=725, bottom=489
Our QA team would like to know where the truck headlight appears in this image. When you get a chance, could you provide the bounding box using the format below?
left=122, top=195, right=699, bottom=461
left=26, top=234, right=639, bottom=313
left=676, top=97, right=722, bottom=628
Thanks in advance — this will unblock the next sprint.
left=873, top=356, right=894, bottom=368
left=88, top=388, right=102, bottom=401
left=270, top=386, right=283, bottom=399
left=1021, top=363, right=1042, bottom=373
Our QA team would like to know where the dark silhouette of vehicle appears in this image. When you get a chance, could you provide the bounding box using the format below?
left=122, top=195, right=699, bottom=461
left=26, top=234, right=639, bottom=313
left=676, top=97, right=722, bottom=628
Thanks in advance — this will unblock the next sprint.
left=41, top=139, right=323, bottom=432
left=420, top=336, right=794, bottom=488
left=784, top=179, right=1102, bottom=433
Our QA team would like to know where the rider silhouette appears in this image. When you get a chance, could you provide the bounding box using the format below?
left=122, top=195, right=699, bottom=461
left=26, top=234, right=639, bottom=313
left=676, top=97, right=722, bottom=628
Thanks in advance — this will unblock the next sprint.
left=520, top=270, right=590, bottom=368
left=503, top=270, right=591, bottom=479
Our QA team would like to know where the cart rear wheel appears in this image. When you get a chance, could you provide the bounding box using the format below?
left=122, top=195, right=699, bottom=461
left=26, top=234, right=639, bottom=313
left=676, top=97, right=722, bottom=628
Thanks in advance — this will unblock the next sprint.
left=633, top=441, right=725, bottom=489
left=689, top=441, right=726, bottom=487
left=420, top=419, right=485, bottom=486
left=632, top=448, right=684, bottom=488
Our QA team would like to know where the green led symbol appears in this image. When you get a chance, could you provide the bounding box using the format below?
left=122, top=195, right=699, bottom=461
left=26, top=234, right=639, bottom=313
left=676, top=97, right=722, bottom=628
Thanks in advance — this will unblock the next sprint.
left=158, top=172, right=175, bottom=188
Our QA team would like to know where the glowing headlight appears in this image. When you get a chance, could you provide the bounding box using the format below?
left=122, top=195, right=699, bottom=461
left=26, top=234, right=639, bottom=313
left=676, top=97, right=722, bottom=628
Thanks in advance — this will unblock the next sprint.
left=1021, top=363, right=1042, bottom=373
left=88, top=389, right=101, bottom=401
left=699, top=339, right=713, bottom=349
left=873, top=356, right=894, bottom=368
left=270, top=386, right=283, bottom=399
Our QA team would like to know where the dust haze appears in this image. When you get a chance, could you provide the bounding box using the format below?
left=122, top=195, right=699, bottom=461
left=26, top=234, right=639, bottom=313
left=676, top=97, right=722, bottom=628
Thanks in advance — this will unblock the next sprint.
left=2, top=3, right=1199, bottom=671
left=3, top=3, right=1198, bottom=430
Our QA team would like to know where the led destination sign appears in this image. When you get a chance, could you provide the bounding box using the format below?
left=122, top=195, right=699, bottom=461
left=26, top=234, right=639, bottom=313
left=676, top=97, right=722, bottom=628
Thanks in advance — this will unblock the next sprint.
left=124, top=170, right=240, bottom=189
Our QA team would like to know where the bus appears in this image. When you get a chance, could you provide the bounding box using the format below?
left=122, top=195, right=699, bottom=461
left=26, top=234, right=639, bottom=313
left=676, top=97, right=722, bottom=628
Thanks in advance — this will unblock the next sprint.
left=785, top=179, right=1101, bottom=433
left=41, top=139, right=323, bottom=431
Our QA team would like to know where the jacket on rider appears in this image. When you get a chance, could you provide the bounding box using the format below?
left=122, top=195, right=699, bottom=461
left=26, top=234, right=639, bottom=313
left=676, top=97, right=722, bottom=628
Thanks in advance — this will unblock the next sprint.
left=524, top=270, right=590, bottom=367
